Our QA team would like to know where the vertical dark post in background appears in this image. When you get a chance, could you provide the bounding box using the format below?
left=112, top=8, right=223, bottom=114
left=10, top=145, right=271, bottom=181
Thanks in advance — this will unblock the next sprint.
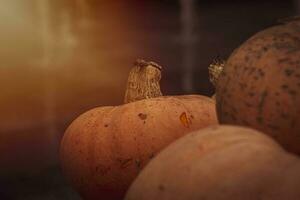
left=180, top=0, right=196, bottom=93
left=295, top=0, right=300, bottom=13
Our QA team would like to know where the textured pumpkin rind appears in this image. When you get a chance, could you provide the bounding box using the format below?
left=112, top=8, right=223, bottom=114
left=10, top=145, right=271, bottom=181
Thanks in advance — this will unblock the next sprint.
left=60, top=95, right=217, bottom=200
left=125, top=125, right=300, bottom=200
left=216, top=20, right=300, bottom=154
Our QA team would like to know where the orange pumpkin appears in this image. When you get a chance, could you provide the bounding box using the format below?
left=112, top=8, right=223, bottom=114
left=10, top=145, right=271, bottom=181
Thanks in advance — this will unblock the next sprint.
left=125, top=125, right=300, bottom=200
left=211, top=18, right=300, bottom=154
left=60, top=59, right=218, bottom=200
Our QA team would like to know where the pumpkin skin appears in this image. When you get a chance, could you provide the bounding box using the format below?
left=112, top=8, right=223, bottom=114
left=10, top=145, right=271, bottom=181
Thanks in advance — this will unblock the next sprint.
left=125, top=125, right=300, bottom=200
left=60, top=60, right=218, bottom=200
left=215, top=19, right=300, bottom=154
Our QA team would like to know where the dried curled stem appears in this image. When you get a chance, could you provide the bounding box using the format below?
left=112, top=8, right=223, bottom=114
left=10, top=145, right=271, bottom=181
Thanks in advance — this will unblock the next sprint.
left=208, top=59, right=225, bottom=87
left=124, top=59, right=163, bottom=104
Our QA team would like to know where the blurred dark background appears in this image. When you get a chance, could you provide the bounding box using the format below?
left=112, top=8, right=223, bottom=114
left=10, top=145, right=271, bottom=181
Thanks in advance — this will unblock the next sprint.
left=0, top=0, right=298, bottom=199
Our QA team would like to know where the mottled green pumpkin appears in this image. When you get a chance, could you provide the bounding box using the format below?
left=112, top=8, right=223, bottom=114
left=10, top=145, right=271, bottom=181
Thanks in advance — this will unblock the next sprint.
left=214, top=18, right=300, bottom=154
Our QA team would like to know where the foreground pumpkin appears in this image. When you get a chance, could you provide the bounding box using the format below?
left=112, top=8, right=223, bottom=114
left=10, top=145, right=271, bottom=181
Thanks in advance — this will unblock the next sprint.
left=210, top=18, right=300, bottom=154
left=60, top=59, right=218, bottom=200
left=125, top=125, right=300, bottom=200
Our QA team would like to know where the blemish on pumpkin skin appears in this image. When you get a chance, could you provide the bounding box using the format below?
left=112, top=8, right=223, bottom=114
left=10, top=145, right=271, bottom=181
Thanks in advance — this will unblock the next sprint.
left=248, top=92, right=255, bottom=97
left=138, top=113, right=147, bottom=120
left=256, top=116, right=264, bottom=124
left=262, top=46, right=268, bottom=52
left=258, top=69, right=265, bottom=77
left=158, top=184, right=165, bottom=191
left=243, top=67, right=249, bottom=72
left=285, top=69, right=294, bottom=76
left=278, top=57, right=290, bottom=63
left=289, top=90, right=297, bottom=96
left=149, top=153, right=155, bottom=159
left=119, top=158, right=133, bottom=169
left=104, top=124, right=109, bottom=127
left=180, top=112, right=191, bottom=128
left=258, top=90, right=268, bottom=114
left=135, top=159, right=141, bottom=169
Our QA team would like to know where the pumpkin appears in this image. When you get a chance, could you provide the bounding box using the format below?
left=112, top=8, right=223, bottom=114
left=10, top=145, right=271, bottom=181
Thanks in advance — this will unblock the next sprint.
left=60, top=59, right=218, bottom=200
left=210, top=18, right=300, bottom=154
left=125, top=125, right=300, bottom=200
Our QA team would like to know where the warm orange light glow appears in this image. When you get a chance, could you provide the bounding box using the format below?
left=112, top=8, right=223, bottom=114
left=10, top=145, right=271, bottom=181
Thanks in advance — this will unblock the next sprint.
left=0, top=0, right=139, bottom=174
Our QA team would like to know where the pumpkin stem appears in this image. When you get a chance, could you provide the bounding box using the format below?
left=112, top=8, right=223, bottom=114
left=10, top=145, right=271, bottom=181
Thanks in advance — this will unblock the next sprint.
left=124, top=59, right=163, bottom=103
left=208, top=58, right=225, bottom=87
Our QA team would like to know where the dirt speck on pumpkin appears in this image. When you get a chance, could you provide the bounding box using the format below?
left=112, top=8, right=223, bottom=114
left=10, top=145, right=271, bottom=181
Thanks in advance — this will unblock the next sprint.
left=158, top=184, right=165, bottom=191
left=258, top=90, right=268, bottom=114
left=180, top=112, right=191, bottom=128
left=248, top=92, right=255, bottom=97
left=149, top=153, right=155, bottom=159
left=285, top=69, right=294, bottom=76
left=119, top=158, right=133, bottom=169
left=256, top=116, right=264, bottom=124
left=138, top=113, right=147, bottom=120
left=278, top=57, right=290, bottom=63
left=135, top=159, right=142, bottom=169
left=281, top=84, right=289, bottom=90
left=289, top=90, right=297, bottom=96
